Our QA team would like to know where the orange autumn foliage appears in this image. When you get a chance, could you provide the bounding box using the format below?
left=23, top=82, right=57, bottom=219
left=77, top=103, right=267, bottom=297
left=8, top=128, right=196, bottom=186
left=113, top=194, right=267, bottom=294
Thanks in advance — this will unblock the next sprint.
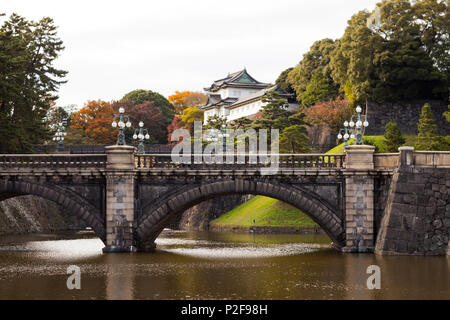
left=168, top=91, right=207, bottom=114
left=70, top=100, right=118, bottom=144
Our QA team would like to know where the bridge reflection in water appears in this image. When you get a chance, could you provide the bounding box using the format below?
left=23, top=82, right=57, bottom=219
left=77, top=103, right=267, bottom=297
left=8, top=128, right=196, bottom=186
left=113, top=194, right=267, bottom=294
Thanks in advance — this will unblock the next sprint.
left=0, top=230, right=449, bottom=299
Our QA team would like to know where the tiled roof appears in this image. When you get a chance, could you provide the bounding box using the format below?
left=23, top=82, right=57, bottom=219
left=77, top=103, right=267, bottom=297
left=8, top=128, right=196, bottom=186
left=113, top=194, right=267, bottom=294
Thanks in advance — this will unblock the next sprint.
left=204, top=69, right=270, bottom=92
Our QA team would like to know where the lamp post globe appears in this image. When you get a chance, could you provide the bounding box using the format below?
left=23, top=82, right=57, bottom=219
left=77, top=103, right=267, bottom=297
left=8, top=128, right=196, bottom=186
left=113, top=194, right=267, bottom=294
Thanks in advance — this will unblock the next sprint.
left=133, top=121, right=150, bottom=155
left=112, top=106, right=131, bottom=145
left=342, top=105, right=369, bottom=146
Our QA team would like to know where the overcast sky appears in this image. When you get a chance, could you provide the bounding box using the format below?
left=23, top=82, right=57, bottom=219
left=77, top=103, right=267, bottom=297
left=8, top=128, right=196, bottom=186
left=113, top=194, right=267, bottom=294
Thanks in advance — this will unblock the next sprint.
left=3, top=0, right=380, bottom=108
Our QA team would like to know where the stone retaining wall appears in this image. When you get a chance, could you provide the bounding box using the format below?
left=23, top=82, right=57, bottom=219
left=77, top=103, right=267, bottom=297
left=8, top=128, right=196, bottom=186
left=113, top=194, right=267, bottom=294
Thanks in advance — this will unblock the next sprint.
left=365, top=100, right=449, bottom=136
left=375, top=167, right=450, bottom=255
left=0, top=195, right=85, bottom=235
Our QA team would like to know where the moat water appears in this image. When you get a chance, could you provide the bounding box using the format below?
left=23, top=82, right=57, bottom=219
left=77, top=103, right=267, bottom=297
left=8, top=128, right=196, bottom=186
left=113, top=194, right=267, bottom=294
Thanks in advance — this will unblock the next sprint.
left=0, top=229, right=448, bottom=300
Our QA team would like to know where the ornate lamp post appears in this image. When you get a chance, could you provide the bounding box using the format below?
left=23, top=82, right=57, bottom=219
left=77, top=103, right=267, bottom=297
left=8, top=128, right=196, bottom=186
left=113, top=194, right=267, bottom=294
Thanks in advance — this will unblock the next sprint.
left=52, top=120, right=67, bottom=152
left=338, top=106, right=369, bottom=146
left=337, top=126, right=354, bottom=147
left=111, top=107, right=132, bottom=145
left=132, top=121, right=150, bottom=155
left=350, top=106, right=369, bottom=145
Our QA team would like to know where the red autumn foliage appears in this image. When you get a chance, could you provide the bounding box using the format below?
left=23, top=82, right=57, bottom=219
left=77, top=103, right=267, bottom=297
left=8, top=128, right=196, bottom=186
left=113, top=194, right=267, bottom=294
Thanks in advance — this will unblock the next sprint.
left=304, top=97, right=353, bottom=132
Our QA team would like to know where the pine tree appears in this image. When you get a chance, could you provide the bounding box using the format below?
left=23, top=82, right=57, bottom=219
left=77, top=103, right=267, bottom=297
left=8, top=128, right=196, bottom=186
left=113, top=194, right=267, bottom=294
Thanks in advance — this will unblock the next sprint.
left=0, top=14, right=68, bottom=152
left=252, top=91, right=292, bottom=131
left=384, top=121, right=405, bottom=152
left=415, top=103, right=439, bottom=150
left=279, top=125, right=310, bottom=154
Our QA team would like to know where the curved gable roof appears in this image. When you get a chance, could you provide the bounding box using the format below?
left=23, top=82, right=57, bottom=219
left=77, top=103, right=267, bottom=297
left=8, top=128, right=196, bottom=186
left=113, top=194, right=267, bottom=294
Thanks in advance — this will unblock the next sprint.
left=204, top=69, right=270, bottom=92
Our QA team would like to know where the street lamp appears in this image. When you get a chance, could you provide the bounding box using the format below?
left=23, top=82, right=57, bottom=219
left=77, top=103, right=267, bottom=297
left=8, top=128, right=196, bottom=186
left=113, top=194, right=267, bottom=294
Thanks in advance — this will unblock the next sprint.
left=337, top=127, right=355, bottom=147
left=52, top=119, right=67, bottom=152
left=338, top=106, right=369, bottom=146
left=111, top=106, right=132, bottom=145
left=132, top=121, right=150, bottom=155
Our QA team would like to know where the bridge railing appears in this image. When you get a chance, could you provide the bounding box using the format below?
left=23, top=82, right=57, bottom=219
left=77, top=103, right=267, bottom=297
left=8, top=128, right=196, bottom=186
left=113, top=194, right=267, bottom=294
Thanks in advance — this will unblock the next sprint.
left=374, top=153, right=399, bottom=169
left=414, top=151, right=450, bottom=167
left=135, top=153, right=345, bottom=169
left=0, top=154, right=107, bottom=169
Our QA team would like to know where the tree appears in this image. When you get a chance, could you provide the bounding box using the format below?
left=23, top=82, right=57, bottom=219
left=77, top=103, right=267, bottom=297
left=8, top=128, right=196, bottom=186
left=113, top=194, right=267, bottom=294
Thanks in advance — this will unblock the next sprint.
left=181, top=106, right=204, bottom=134
left=204, top=114, right=227, bottom=130
left=120, top=100, right=165, bottom=144
left=229, top=117, right=253, bottom=130
left=287, top=38, right=337, bottom=102
left=167, top=116, right=183, bottom=144
left=415, top=103, right=439, bottom=150
left=304, top=97, right=353, bottom=132
left=275, top=68, right=295, bottom=95
left=0, top=13, right=67, bottom=152
left=169, top=91, right=207, bottom=114
left=279, top=125, right=310, bottom=154
left=330, top=0, right=449, bottom=103
left=122, top=89, right=174, bottom=124
left=444, top=106, right=450, bottom=123
left=384, top=121, right=405, bottom=152
left=300, top=71, right=339, bottom=107
left=45, top=104, right=76, bottom=130
left=252, top=91, right=292, bottom=131
left=70, top=100, right=118, bottom=144
left=414, top=0, right=450, bottom=76
left=444, top=93, right=450, bottom=122
left=64, top=128, right=97, bottom=145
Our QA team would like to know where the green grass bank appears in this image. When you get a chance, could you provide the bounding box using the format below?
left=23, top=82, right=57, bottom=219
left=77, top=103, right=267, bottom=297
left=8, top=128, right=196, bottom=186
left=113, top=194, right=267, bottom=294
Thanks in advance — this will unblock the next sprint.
left=210, top=196, right=321, bottom=234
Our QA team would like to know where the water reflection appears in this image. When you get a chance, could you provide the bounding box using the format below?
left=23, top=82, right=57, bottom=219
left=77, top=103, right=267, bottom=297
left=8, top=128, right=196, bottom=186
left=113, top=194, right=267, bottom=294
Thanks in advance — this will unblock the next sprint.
left=0, top=229, right=448, bottom=300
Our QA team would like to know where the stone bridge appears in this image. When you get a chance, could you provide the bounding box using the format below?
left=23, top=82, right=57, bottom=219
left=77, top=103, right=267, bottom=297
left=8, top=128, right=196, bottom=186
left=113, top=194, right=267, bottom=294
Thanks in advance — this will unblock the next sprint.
left=0, top=146, right=449, bottom=255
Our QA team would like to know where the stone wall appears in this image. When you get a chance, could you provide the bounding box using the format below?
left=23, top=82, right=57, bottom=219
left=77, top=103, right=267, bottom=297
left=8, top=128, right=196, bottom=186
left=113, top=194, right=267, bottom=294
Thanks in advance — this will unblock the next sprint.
left=307, top=125, right=337, bottom=153
left=365, top=100, right=449, bottom=135
left=0, top=195, right=85, bottom=235
left=374, top=175, right=393, bottom=234
left=375, top=167, right=450, bottom=255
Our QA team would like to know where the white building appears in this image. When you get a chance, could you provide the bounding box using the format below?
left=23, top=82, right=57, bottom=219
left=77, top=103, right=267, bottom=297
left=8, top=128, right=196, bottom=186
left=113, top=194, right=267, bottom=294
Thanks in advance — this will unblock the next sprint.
left=201, top=69, right=298, bottom=123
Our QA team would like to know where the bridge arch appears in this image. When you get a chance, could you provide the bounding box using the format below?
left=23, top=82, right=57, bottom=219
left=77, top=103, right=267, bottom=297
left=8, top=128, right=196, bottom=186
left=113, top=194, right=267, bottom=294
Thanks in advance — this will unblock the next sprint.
left=136, top=179, right=345, bottom=251
left=0, top=179, right=106, bottom=241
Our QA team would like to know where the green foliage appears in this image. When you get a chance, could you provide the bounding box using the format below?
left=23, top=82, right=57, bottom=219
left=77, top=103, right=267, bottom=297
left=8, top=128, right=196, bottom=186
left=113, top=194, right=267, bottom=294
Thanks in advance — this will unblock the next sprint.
left=363, top=136, right=387, bottom=153
left=64, top=128, right=97, bottom=145
left=329, top=0, right=449, bottom=103
left=275, top=67, right=295, bottom=95
left=287, top=38, right=337, bottom=102
left=444, top=106, right=450, bottom=122
left=415, top=103, right=440, bottom=150
left=300, top=71, right=339, bottom=107
left=327, top=136, right=388, bottom=154
left=204, top=114, right=227, bottom=130
left=122, top=89, right=175, bottom=124
left=0, top=13, right=67, bottom=152
left=252, top=91, right=293, bottom=131
left=229, top=117, right=252, bottom=130
left=384, top=121, right=405, bottom=152
left=279, top=125, right=310, bottom=154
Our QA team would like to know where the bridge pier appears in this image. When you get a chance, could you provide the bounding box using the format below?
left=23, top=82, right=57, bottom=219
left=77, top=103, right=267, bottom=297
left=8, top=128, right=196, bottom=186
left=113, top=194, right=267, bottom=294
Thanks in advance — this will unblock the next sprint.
left=102, top=145, right=137, bottom=253
left=342, top=145, right=376, bottom=253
